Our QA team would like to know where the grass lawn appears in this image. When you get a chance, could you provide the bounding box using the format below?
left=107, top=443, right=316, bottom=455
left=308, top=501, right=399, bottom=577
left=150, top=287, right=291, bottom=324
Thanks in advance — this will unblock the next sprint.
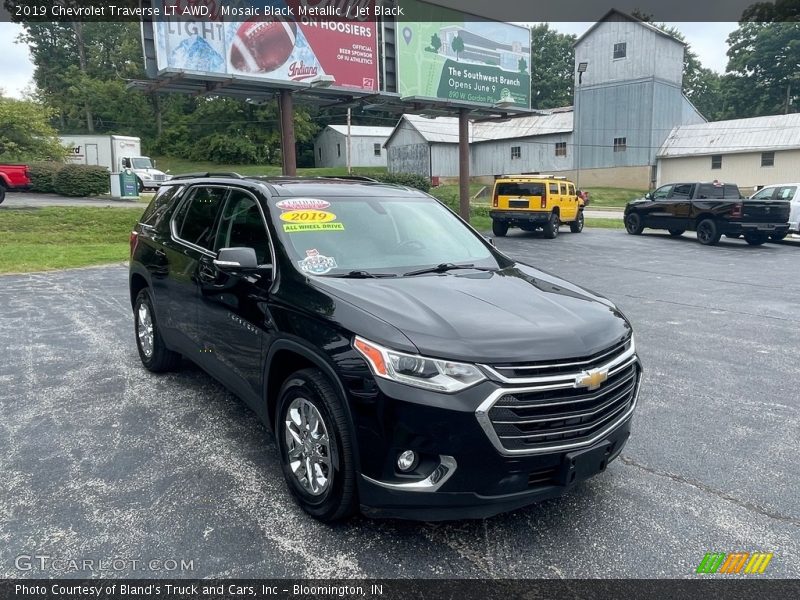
left=584, top=187, right=646, bottom=208
left=0, top=207, right=143, bottom=274
left=468, top=216, right=624, bottom=232
left=153, top=157, right=387, bottom=178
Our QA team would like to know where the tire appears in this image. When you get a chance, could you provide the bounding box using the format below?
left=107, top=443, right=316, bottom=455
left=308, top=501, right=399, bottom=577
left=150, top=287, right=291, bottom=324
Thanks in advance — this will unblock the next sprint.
left=668, top=229, right=685, bottom=237
left=0, top=184, right=6, bottom=205
left=744, top=231, right=768, bottom=246
left=624, top=213, right=644, bottom=235
left=133, top=288, right=181, bottom=372
left=769, top=231, right=788, bottom=242
left=696, top=218, right=721, bottom=246
left=276, top=368, right=357, bottom=522
left=569, top=211, right=584, bottom=233
left=136, top=178, right=144, bottom=194
left=491, top=219, right=509, bottom=237
left=542, top=212, right=560, bottom=239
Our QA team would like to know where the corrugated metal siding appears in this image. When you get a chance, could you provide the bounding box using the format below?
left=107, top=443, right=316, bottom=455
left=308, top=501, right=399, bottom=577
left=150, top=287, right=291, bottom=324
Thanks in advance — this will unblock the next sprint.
left=658, top=113, right=800, bottom=158
left=327, top=125, right=394, bottom=137
left=386, top=122, right=430, bottom=176
left=314, top=128, right=388, bottom=168
left=574, top=79, right=655, bottom=168
left=574, top=19, right=682, bottom=88
left=471, top=133, right=574, bottom=176
left=658, top=149, right=800, bottom=189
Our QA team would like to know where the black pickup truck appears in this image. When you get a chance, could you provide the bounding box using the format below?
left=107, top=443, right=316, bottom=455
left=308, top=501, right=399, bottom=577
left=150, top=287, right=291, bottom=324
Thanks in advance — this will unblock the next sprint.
left=624, top=181, right=791, bottom=246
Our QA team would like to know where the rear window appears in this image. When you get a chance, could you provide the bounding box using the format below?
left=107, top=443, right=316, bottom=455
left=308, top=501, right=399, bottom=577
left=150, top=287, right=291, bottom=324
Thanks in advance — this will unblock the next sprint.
left=496, top=182, right=545, bottom=196
left=696, top=183, right=740, bottom=199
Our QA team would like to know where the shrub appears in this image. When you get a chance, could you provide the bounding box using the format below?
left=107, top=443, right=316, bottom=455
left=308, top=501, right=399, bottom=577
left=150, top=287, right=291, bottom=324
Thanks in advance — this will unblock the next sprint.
left=27, top=162, right=63, bottom=193
left=373, top=172, right=431, bottom=193
left=52, top=164, right=110, bottom=197
left=203, top=133, right=264, bottom=164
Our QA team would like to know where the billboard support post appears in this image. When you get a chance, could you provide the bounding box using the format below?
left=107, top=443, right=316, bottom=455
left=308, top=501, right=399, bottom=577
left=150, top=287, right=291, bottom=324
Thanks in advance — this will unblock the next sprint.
left=279, top=89, right=297, bottom=176
left=458, top=107, right=470, bottom=222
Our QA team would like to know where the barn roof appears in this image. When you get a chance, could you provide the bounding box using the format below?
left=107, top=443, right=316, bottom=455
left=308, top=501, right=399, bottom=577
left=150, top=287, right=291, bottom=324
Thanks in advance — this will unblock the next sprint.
left=325, top=125, right=394, bottom=137
left=386, top=110, right=573, bottom=147
left=573, top=9, right=684, bottom=47
left=658, top=113, right=800, bottom=158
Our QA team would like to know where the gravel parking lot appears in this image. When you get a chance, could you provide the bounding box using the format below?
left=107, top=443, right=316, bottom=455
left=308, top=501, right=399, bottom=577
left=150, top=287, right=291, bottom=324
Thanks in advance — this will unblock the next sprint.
left=1, top=228, right=798, bottom=578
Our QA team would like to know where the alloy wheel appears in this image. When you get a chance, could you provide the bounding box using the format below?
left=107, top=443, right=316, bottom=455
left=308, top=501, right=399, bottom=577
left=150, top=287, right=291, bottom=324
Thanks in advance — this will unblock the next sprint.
left=284, top=397, right=332, bottom=496
left=137, top=302, right=154, bottom=358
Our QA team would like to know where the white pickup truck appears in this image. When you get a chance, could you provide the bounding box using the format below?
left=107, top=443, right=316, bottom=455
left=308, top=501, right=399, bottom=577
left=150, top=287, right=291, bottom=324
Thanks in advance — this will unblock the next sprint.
left=749, top=183, right=800, bottom=240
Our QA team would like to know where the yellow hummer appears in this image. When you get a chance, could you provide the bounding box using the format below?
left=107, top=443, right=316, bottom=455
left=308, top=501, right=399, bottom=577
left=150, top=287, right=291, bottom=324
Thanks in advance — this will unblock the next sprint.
left=489, top=175, right=585, bottom=238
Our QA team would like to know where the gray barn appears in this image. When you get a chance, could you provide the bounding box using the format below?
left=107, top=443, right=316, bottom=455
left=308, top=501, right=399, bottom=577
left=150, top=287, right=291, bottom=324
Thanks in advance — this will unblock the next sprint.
left=385, top=9, right=707, bottom=188
left=314, top=125, right=394, bottom=169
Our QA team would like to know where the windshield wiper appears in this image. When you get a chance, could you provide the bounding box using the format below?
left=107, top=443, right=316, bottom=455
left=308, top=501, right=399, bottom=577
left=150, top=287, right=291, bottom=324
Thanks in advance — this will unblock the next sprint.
left=328, top=270, right=397, bottom=279
left=403, top=263, right=497, bottom=277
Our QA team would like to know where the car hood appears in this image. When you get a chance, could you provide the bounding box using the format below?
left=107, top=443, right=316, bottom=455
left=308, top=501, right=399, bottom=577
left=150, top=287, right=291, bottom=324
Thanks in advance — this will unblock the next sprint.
left=311, top=265, right=631, bottom=364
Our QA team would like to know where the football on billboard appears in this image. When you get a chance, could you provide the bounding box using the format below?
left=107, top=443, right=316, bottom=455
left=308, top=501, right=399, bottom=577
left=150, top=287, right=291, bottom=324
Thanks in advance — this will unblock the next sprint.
left=230, top=18, right=297, bottom=73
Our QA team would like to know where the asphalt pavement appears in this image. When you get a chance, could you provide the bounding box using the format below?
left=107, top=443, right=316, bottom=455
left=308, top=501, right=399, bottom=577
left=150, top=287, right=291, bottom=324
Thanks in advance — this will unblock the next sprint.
left=0, top=228, right=798, bottom=578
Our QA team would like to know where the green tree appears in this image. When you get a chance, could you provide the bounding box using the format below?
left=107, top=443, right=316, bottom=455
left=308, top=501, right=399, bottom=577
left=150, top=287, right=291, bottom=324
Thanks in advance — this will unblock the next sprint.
left=518, top=57, right=528, bottom=74
left=724, top=21, right=800, bottom=117
left=529, top=24, right=575, bottom=109
left=451, top=35, right=464, bottom=61
left=0, top=97, right=67, bottom=161
left=430, top=33, right=442, bottom=53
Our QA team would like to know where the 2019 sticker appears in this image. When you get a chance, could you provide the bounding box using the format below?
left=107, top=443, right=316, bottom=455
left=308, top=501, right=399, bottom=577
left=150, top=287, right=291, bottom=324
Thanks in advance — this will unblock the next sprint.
left=284, top=223, right=345, bottom=233
left=298, top=249, right=338, bottom=275
left=276, top=198, right=331, bottom=211
left=279, top=210, right=337, bottom=223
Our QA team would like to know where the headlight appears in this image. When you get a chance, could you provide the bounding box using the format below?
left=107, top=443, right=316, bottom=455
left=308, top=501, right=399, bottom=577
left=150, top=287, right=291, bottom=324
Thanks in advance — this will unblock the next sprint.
left=354, top=336, right=485, bottom=393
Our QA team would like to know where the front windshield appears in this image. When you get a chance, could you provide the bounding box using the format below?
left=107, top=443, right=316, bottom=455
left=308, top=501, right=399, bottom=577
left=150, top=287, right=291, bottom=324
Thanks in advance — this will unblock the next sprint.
left=131, top=158, right=153, bottom=169
left=270, top=195, right=499, bottom=276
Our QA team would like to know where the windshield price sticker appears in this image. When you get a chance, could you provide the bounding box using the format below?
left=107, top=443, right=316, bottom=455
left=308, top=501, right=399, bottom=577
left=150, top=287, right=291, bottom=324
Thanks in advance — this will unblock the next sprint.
left=276, top=198, right=331, bottom=211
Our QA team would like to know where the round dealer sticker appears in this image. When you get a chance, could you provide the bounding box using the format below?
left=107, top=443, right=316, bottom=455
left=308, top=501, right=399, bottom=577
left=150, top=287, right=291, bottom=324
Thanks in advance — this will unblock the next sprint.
left=276, top=198, right=331, bottom=211
left=298, top=249, right=338, bottom=275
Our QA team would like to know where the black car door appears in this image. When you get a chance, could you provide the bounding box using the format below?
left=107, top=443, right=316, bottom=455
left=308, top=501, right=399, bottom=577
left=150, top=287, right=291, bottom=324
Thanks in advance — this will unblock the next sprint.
left=163, top=185, right=229, bottom=349
left=197, top=188, right=276, bottom=400
left=666, top=183, right=694, bottom=229
left=641, top=184, right=672, bottom=227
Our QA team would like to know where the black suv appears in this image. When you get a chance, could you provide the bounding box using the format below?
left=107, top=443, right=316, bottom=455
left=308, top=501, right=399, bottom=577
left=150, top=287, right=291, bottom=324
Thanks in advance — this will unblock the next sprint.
left=129, top=174, right=641, bottom=521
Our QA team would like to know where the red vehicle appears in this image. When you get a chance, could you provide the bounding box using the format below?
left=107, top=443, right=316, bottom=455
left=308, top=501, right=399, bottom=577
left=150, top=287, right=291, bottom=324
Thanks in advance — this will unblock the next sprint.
left=0, top=164, right=31, bottom=204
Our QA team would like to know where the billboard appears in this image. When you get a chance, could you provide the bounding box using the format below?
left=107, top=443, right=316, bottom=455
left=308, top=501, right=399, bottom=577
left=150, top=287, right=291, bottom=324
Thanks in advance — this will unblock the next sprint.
left=396, top=0, right=531, bottom=108
left=151, top=0, right=379, bottom=92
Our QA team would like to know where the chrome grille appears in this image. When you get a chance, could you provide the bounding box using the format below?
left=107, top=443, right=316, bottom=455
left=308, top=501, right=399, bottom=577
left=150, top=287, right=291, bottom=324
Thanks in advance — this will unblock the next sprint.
left=476, top=340, right=641, bottom=455
left=153, top=174, right=166, bottom=182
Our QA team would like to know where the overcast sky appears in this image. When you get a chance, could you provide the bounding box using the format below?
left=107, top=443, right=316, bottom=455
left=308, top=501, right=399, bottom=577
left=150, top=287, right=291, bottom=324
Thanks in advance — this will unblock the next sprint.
left=0, top=21, right=737, bottom=100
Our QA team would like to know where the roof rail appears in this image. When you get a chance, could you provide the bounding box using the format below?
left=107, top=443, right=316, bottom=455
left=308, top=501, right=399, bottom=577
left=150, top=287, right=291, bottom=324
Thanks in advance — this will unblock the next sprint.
left=325, top=175, right=379, bottom=182
left=169, top=172, right=245, bottom=180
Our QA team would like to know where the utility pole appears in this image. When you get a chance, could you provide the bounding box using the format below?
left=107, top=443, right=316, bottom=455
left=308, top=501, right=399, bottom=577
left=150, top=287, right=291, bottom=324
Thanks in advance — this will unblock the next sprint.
left=347, top=107, right=352, bottom=174
left=279, top=89, right=297, bottom=176
left=458, top=107, right=470, bottom=222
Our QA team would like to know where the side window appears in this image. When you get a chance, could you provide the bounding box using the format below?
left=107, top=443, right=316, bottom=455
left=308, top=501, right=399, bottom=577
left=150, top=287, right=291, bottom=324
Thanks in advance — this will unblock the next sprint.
left=568, top=184, right=575, bottom=196
left=777, top=186, right=797, bottom=200
left=652, top=185, right=672, bottom=199
left=670, top=184, right=693, bottom=198
left=141, top=185, right=183, bottom=229
left=174, top=187, right=227, bottom=250
left=549, top=183, right=558, bottom=195
left=751, top=187, right=775, bottom=200
left=215, top=191, right=271, bottom=265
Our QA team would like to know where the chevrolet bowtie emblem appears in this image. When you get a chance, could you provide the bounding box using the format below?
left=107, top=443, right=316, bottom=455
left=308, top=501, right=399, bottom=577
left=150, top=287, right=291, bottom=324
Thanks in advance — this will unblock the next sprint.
left=576, top=369, right=608, bottom=390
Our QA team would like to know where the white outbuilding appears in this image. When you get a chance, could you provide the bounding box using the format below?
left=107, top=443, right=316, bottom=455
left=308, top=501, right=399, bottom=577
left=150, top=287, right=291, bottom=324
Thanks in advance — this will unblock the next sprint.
left=656, top=113, right=800, bottom=190
left=313, top=125, right=394, bottom=169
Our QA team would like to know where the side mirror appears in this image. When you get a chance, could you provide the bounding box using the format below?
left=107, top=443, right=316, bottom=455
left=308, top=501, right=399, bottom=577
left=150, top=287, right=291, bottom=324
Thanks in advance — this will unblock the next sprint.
left=152, top=159, right=157, bottom=168
left=644, top=192, right=653, bottom=200
left=214, top=247, right=260, bottom=272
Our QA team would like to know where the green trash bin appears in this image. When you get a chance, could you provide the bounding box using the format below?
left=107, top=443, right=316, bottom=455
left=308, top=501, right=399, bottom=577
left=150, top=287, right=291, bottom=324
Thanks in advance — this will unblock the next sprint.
left=119, top=169, right=139, bottom=198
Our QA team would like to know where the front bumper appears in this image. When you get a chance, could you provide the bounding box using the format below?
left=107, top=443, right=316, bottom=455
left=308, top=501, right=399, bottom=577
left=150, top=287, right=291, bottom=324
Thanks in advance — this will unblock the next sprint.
left=349, top=353, right=642, bottom=520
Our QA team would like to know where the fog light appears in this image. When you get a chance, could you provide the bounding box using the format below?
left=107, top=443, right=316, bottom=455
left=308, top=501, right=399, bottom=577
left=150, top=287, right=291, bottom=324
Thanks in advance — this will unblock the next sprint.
left=397, top=450, right=417, bottom=472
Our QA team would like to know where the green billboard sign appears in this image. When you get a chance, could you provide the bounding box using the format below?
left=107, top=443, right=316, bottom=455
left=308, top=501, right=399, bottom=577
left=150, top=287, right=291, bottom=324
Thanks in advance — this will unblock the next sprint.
left=396, top=0, right=531, bottom=108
